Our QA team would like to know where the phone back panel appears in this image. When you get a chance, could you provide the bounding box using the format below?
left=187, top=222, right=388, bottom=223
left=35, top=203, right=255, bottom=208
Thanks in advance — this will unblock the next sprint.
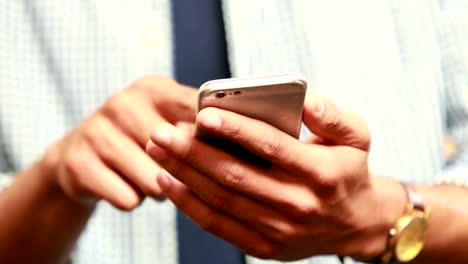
left=197, top=75, right=306, bottom=136
left=196, top=75, right=307, bottom=165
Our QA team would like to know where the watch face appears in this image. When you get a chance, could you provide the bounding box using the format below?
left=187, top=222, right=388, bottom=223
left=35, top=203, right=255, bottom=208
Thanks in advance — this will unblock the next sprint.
left=395, top=216, right=428, bottom=262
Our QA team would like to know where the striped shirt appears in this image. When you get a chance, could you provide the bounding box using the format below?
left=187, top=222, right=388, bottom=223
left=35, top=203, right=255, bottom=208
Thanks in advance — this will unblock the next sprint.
left=1, top=1, right=467, bottom=264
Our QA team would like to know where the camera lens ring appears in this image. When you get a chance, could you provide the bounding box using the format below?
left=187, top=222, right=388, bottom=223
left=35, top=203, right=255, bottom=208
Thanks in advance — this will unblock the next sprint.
left=215, top=92, right=226, bottom=98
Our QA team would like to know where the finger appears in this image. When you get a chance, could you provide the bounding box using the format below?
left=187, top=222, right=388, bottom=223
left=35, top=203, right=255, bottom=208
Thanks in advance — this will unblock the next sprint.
left=303, top=93, right=371, bottom=151
left=101, top=91, right=166, bottom=147
left=85, top=115, right=163, bottom=198
left=157, top=169, right=279, bottom=258
left=149, top=123, right=320, bottom=219
left=155, top=83, right=198, bottom=124
left=305, top=133, right=325, bottom=144
left=133, top=76, right=197, bottom=124
left=59, top=141, right=142, bottom=210
left=147, top=146, right=299, bottom=243
left=145, top=140, right=169, bottom=164
left=175, top=121, right=195, bottom=135
left=149, top=122, right=288, bottom=203
left=194, top=107, right=330, bottom=175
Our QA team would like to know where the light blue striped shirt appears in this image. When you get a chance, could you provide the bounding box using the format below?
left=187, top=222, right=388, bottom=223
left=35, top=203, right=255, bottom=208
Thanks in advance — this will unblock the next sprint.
left=1, top=1, right=467, bottom=264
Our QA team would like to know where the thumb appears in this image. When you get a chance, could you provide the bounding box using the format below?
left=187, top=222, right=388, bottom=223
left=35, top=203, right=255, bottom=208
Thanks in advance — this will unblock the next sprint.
left=303, top=93, right=371, bottom=151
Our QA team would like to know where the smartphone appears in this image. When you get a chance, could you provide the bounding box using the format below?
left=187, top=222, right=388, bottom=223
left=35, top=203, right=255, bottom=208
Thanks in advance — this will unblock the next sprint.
left=195, top=73, right=307, bottom=165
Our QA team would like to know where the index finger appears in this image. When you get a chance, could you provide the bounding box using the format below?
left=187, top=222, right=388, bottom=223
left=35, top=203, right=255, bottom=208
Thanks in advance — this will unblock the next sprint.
left=195, top=107, right=324, bottom=174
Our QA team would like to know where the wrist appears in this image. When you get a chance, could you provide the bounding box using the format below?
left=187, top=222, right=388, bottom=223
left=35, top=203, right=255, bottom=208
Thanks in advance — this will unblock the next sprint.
left=347, top=175, right=407, bottom=262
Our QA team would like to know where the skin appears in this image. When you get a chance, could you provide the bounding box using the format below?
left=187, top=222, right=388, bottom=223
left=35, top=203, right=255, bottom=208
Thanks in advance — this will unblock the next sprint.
left=147, top=92, right=468, bottom=263
left=0, top=75, right=197, bottom=264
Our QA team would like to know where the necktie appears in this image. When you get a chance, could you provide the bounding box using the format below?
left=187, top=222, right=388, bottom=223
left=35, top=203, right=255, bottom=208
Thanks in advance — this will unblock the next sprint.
left=172, top=0, right=245, bottom=263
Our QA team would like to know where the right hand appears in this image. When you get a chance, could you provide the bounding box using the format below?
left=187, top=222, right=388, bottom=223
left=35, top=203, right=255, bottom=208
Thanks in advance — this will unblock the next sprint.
left=41, top=75, right=197, bottom=210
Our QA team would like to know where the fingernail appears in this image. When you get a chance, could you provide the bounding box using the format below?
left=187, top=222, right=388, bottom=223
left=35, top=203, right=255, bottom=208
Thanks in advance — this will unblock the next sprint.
left=314, top=99, right=325, bottom=116
left=198, top=111, right=222, bottom=130
left=157, top=169, right=172, bottom=189
left=152, top=124, right=173, bottom=145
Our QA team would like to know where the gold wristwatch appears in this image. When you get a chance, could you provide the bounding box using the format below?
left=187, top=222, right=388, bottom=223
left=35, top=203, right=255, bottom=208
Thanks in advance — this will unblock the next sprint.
left=380, top=184, right=431, bottom=263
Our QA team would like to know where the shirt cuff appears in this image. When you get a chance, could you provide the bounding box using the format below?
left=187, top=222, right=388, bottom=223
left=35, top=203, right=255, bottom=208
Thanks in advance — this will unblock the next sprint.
left=0, top=172, right=13, bottom=191
left=436, top=167, right=468, bottom=187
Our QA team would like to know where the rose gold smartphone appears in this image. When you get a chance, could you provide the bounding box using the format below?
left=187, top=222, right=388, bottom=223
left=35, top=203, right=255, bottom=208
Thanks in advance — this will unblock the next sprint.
left=195, top=73, right=307, bottom=165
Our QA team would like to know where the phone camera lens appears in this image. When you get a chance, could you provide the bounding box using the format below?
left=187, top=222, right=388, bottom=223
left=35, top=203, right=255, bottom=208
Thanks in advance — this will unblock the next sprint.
left=234, top=91, right=241, bottom=96
left=216, top=92, right=226, bottom=98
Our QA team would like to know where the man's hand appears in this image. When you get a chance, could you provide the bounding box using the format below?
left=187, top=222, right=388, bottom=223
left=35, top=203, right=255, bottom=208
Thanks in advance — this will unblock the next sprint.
left=146, top=93, right=406, bottom=261
left=44, top=75, right=197, bottom=210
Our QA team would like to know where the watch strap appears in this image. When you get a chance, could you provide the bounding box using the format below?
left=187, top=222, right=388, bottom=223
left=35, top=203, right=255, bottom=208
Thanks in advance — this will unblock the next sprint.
left=380, top=183, right=428, bottom=264
left=403, top=184, right=425, bottom=211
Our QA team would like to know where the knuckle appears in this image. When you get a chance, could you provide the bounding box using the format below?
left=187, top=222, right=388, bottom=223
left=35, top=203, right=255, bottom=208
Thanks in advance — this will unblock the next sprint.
left=285, top=199, right=318, bottom=220
left=140, top=178, right=165, bottom=198
left=178, top=136, right=196, bottom=162
left=317, top=169, right=340, bottom=189
left=103, top=93, right=126, bottom=116
left=63, top=154, right=83, bottom=184
left=315, top=176, right=348, bottom=205
left=248, top=242, right=280, bottom=259
left=102, top=92, right=139, bottom=123
left=315, top=185, right=338, bottom=201
left=362, top=130, right=371, bottom=149
left=41, top=144, right=62, bottom=173
left=359, top=121, right=372, bottom=150
left=346, top=112, right=372, bottom=150
left=82, top=117, right=119, bottom=160
left=315, top=170, right=341, bottom=196
left=63, top=151, right=91, bottom=195
left=219, top=161, right=245, bottom=188
left=260, top=131, right=282, bottom=157
left=198, top=211, right=219, bottom=234
left=270, top=223, right=302, bottom=245
left=130, top=75, right=174, bottom=94
left=223, top=121, right=242, bottom=139
left=171, top=187, right=189, bottom=211
left=324, top=110, right=341, bottom=130
left=209, top=190, right=234, bottom=212
left=82, top=117, right=106, bottom=144
left=139, top=184, right=158, bottom=197
left=102, top=92, right=149, bottom=146
left=166, top=162, right=182, bottom=180
left=132, top=80, right=153, bottom=94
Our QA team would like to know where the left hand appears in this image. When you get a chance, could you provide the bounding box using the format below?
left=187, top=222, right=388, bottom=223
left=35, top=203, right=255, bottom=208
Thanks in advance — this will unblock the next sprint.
left=146, top=93, right=405, bottom=261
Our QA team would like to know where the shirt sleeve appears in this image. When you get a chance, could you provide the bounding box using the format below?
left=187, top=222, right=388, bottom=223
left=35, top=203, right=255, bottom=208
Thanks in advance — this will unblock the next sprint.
left=0, top=173, right=13, bottom=191
left=0, top=139, right=14, bottom=191
left=437, top=0, right=468, bottom=186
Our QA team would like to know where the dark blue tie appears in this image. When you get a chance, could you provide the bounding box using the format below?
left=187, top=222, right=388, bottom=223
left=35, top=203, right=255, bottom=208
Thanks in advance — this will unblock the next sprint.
left=172, top=0, right=245, bottom=264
